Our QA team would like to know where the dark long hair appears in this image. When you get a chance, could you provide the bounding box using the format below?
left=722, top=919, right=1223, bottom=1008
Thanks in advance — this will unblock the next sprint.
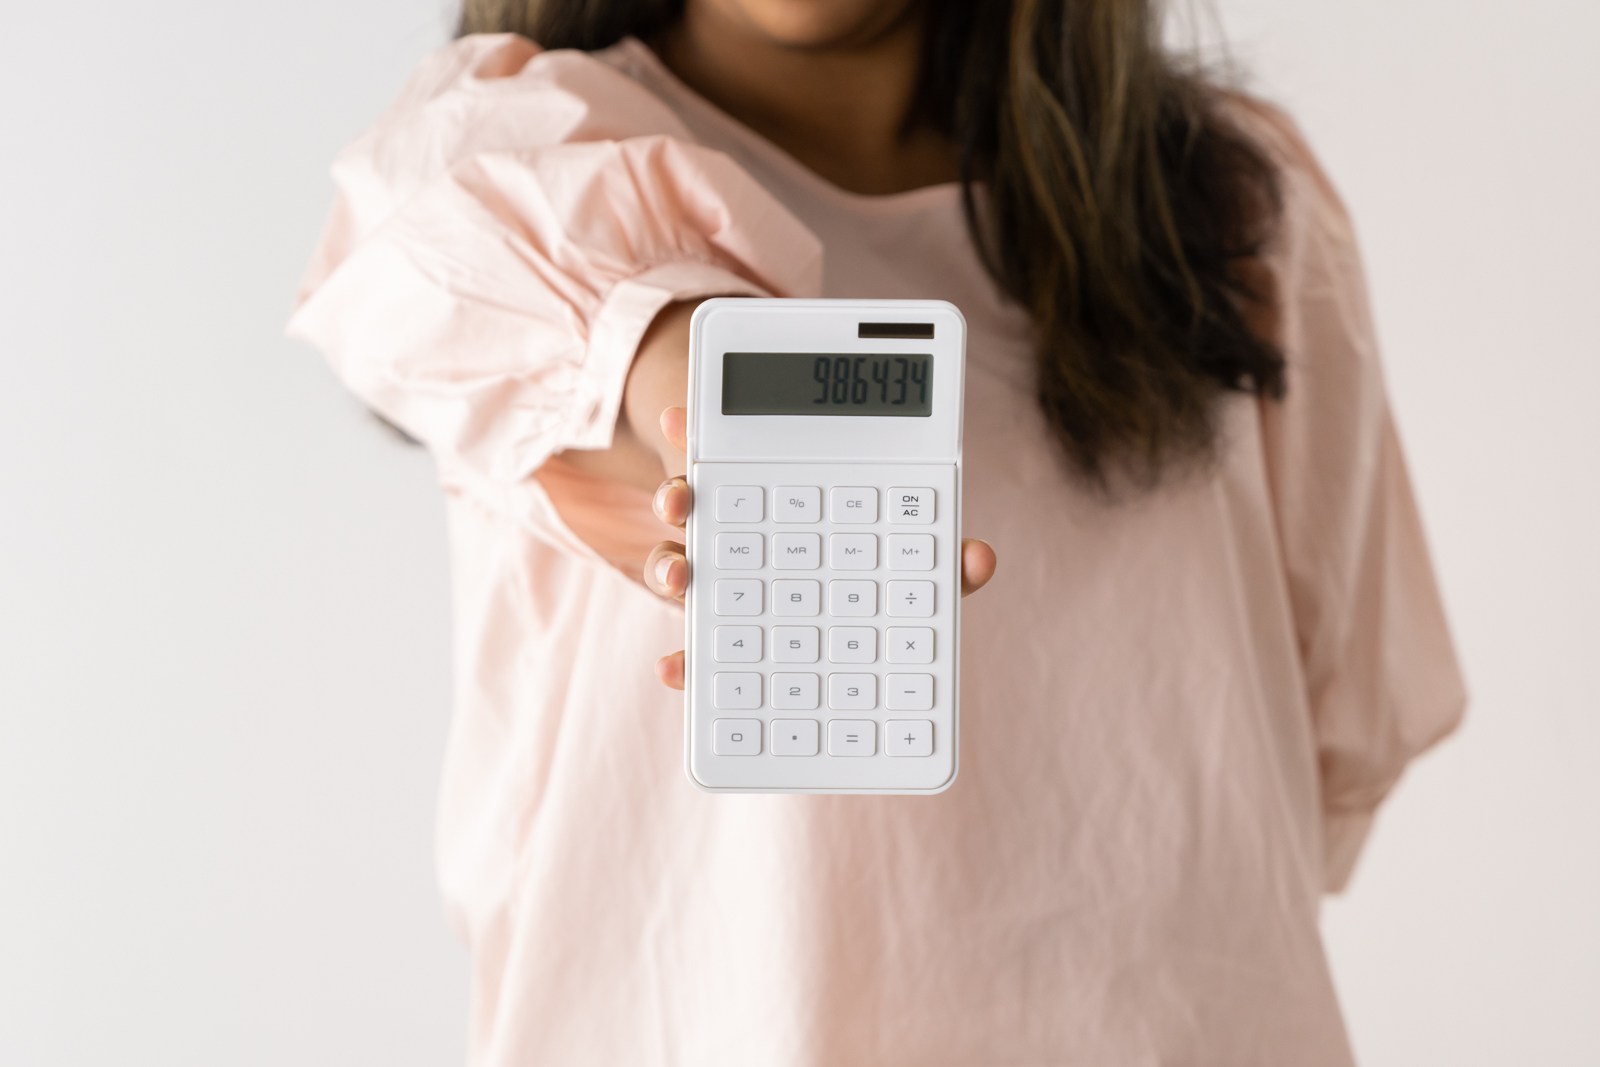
left=459, top=0, right=1285, bottom=486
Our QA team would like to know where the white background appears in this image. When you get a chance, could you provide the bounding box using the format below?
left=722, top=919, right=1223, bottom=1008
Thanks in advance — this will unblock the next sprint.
left=1, top=1, right=1594, bottom=1063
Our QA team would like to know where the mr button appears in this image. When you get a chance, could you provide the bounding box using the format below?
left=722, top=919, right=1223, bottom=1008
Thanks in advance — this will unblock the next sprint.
left=887, top=487, right=935, bottom=524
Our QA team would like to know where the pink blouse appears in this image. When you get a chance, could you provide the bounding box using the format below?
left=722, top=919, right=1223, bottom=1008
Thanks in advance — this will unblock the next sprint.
left=289, top=33, right=1465, bottom=1067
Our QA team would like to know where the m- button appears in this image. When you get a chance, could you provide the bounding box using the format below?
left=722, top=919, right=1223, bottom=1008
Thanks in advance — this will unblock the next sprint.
left=888, top=487, right=935, bottom=524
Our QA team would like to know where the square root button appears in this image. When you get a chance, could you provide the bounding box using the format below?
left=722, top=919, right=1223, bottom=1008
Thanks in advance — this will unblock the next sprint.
left=715, top=486, right=763, bottom=523
left=885, top=720, right=934, bottom=757
left=827, top=719, right=877, bottom=756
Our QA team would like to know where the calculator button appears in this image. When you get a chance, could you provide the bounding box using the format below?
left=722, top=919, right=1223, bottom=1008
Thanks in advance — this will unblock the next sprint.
left=830, top=486, right=878, bottom=523
left=771, top=626, right=819, bottom=663
left=770, top=718, right=820, bottom=755
left=886, top=580, right=935, bottom=617
left=716, top=486, right=763, bottom=523
left=884, top=673, right=934, bottom=711
left=828, top=580, right=878, bottom=617
left=771, top=579, right=821, bottom=616
left=771, top=673, right=820, bottom=711
left=829, top=533, right=877, bottom=570
left=828, top=673, right=878, bottom=711
left=885, top=720, right=934, bottom=757
left=887, top=488, right=935, bottom=524
left=885, top=627, right=934, bottom=663
left=827, top=626, right=877, bottom=663
left=714, top=625, right=762, bottom=663
left=772, top=532, right=821, bottom=570
left=886, top=534, right=934, bottom=571
left=714, top=673, right=762, bottom=710
left=714, top=579, right=763, bottom=616
left=715, top=532, right=763, bottom=570
left=827, top=719, right=877, bottom=756
left=713, top=718, right=761, bottom=756
left=773, top=486, right=822, bottom=523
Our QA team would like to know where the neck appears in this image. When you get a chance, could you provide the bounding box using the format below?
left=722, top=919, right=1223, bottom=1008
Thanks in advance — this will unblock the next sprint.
left=654, top=5, right=959, bottom=196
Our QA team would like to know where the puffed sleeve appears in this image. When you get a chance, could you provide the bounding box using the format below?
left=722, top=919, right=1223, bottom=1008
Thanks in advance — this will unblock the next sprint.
left=287, top=35, right=823, bottom=514
left=1245, top=105, right=1467, bottom=892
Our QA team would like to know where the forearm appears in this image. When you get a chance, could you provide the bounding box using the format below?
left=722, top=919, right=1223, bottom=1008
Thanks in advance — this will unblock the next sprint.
left=622, top=299, right=700, bottom=480
left=552, top=299, right=698, bottom=491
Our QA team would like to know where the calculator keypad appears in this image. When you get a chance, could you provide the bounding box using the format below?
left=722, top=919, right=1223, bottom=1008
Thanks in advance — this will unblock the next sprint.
left=694, top=469, right=953, bottom=775
left=716, top=486, right=763, bottom=523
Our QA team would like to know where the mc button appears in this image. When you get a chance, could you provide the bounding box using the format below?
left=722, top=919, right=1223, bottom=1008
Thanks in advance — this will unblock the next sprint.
left=715, top=532, right=763, bottom=569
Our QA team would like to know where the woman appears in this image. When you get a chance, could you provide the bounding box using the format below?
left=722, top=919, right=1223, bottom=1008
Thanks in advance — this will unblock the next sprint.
left=289, top=0, right=1465, bottom=1062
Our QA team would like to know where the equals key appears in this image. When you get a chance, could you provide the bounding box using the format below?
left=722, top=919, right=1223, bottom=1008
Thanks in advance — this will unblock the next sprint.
left=828, top=719, right=877, bottom=756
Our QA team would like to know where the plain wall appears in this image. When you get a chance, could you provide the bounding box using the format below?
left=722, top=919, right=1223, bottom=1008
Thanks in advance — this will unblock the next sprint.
left=1, top=1, right=1594, bottom=1064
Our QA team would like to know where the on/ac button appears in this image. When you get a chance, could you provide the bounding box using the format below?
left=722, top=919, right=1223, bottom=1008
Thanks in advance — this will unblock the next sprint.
left=888, top=487, right=935, bottom=524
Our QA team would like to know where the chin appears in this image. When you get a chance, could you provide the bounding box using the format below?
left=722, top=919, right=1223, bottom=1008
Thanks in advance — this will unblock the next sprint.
left=714, top=0, right=920, bottom=50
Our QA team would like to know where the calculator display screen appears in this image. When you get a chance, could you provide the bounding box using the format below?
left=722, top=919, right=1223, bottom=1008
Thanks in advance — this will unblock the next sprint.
left=721, top=353, right=933, bottom=416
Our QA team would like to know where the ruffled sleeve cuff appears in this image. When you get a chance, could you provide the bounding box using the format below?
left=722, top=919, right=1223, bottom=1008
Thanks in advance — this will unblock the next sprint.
left=288, top=133, right=823, bottom=499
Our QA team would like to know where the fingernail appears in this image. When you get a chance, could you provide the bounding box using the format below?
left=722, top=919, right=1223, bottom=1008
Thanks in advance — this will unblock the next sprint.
left=654, top=556, right=675, bottom=587
left=652, top=484, right=670, bottom=514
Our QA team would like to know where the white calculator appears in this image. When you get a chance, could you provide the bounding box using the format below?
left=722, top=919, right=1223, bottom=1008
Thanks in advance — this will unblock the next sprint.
left=684, top=298, right=965, bottom=794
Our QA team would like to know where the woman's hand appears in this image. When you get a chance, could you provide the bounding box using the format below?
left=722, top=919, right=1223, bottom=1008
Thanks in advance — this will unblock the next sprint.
left=643, top=407, right=997, bottom=689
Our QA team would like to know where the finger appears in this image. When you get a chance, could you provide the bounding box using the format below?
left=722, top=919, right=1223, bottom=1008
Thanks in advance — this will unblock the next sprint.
left=656, top=650, right=685, bottom=690
left=960, top=538, right=997, bottom=597
left=651, top=477, right=690, bottom=530
left=644, top=541, right=688, bottom=601
left=660, top=407, right=688, bottom=455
